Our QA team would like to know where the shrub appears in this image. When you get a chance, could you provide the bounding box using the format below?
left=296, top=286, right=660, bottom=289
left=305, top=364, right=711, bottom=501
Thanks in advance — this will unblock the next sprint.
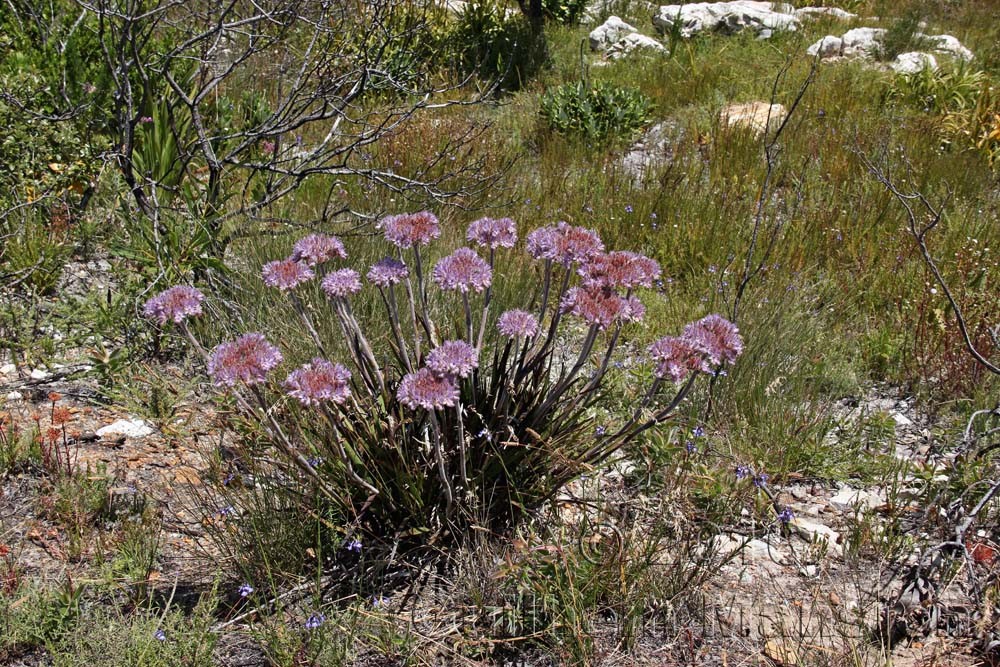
left=540, top=81, right=652, bottom=142
left=448, top=0, right=547, bottom=90
left=146, top=215, right=744, bottom=582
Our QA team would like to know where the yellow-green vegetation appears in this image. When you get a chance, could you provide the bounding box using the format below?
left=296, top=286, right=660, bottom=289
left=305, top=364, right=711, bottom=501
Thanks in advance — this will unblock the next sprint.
left=2, top=0, right=999, bottom=664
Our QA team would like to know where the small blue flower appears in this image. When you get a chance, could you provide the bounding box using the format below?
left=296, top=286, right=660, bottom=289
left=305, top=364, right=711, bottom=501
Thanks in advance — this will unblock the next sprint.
left=345, top=538, right=362, bottom=554
left=735, top=465, right=751, bottom=480
left=218, top=505, right=236, bottom=518
left=650, top=212, right=657, bottom=219
left=477, top=428, right=490, bottom=439
left=754, top=473, right=769, bottom=488
left=154, top=629, right=167, bottom=642
left=304, top=613, right=325, bottom=629
left=685, top=441, right=697, bottom=454
left=708, top=264, right=717, bottom=274
left=371, top=595, right=390, bottom=607
left=222, top=473, right=235, bottom=486
left=778, top=507, right=794, bottom=524
left=238, top=583, right=254, bottom=598
left=595, top=425, right=607, bottom=437
left=692, top=426, right=705, bottom=438
left=306, top=456, right=324, bottom=467
left=625, top=205, right=633, bottom=214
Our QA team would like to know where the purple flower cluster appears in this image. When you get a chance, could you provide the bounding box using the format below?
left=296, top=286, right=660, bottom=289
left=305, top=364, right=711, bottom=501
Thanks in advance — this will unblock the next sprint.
left=647, top=314, right=743, bottom=383
left=142, top=285, right=205, bottom=325
left=396, top=367, right=459, bottom=410
left=683, top=314, right=744, bottom=365
left=497, top=309, right=540, bottom=339
left=291, top=234, right=347, bottom=266
left=367, top=257, right=409, bottom=287
left=560, top=287, right=645, bottom=330
left=426, top=340, right=478, bottom=378
left=284, top=358, right=352, bottom=406
left=321, top=269, right=362, bottom=298
left=526, top=222, right=604, bottom=266
left=432, top=248, right=492, bottom=293
left=304, top=613, right=325, bottom=629
left=262, top=259, right=314, bottom=291
left=579, top=251, right=661, bottom=290
left=467, top=217, right=517, bottom=249
left=648, top=336, right=711, bottom=383
left=379, top=211, right=440, bottom=248
left=208, top=333, right=283, bottom=387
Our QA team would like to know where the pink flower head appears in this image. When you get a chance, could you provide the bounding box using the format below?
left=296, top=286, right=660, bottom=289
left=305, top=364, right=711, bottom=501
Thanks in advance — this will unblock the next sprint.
left=426, top=340, right=478, bottom=378
left=208, top=333, right=283, bottom=387
left=527, top=222, right=604, bottom=266
left=262, top=259, right=315, bottom=290
left=284, top=358, right=352, bottom=406
left=379, top=211, right=440, bottom=248
left=367, top=257, right=409, bottom=287
left=467, top=217, right=517, bottom=249
left=396, top=368, right=459, bottom=410
left=579, top=251, right=661, bottom=290
left=621, top=294, right=646, bottom=323
left=432, top=247, right=492, bottom=293
left=648, top=336, right=711, bottom=383
left=321, top=269, right=362, bottom=298
left=291, top=234, right=347, bottom=266
left=497, top=309, right=540, bottom=338
left=143, top=285, right=205, bottom=325
left=560, top=287, right=640, bottom=330
left=683, top=314, right=744, bottom=365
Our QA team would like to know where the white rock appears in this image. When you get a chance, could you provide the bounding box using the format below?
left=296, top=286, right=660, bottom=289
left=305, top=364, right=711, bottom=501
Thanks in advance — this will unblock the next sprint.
left=607, top=32, right=667, bottom=59
left=589, top=15, right=638, bottom=51
left=806, top=34, right=843, bottom=58
left=829, top=485, right=883, bottom=511
left=0, top=363, right=15, bottom=376
left=891, top=52, right=938, bottom=74
left=4, top=391, right=23, bottom=402
left=96, top=418, right=155, bottom=439
left=30, top=368, right=51, bottom=381
left=790, top=517, right=842, bottom=556
left=892, top=411, right=915, bottom=426
left=840, top=27, right=887, bottom=58
left=652, top=1, right=799, bottom=38
left=922, top=33, right=975, bottom=61
left=622, top=120, right=680, bottom=178
left=720, top=101, right=787, bottom=135
left=795, top=6, right=856, bottom=21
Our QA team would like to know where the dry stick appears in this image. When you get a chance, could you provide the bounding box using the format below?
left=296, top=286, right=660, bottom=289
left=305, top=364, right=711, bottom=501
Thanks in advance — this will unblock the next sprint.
left=861, top=154, right=1000, bottom=376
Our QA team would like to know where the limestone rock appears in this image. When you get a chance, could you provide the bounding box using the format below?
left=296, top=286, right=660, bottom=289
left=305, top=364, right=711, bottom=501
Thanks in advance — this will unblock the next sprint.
left=622, top=120, right=680, bottom=178
left=840, top=27, right=886, bottom=58
left=589, top=15, right=638, bottom=51
left=795, top=6, right=856, bottom=21
left=652, top=1, right=799, bottom=38
left=607, top=32, right=668, bottom=59
left=720, top=101, right=787, bottom=135
left=789, top=517, right=841, bottom=556
left=806, top=34, right=843, bottom=58
left=921, top=33, right=975, bottom=61
left=96, top=418, right=155, bottom=439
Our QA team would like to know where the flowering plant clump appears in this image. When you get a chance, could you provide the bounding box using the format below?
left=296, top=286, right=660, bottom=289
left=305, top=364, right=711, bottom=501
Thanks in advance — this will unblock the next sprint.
left=143, top=212, right=744, bottom=561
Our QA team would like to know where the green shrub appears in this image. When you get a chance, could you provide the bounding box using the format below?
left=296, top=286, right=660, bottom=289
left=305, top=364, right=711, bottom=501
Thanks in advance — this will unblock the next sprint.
left=448, top=0, right=547, bottom=90
left=540, top=80, right=652, bottom=142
